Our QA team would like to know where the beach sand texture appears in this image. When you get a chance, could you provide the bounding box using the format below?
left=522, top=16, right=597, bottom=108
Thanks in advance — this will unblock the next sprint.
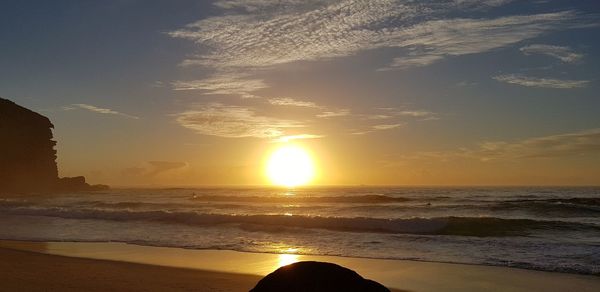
left=0, top=247, right=260, bottom=292
left=1, top=241, right=599, bottom=292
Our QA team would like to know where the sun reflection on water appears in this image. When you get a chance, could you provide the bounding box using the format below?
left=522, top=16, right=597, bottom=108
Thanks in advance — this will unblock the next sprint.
left=278, top=253, right=300, bottom=268
left=274, top=247, right=301, bottom=268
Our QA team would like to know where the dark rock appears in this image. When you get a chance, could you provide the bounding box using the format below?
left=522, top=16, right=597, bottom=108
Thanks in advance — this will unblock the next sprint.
left=251, top=261, right=390, bottom=292
left=1, top=98, right=58, bottom=193
left=56, top=176, right=108, bottom=192
left=0, top=97, right=108, bottom=194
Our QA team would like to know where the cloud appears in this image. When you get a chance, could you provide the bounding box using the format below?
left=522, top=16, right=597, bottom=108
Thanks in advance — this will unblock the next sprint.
left=350, top=107, right=438, bottom=135
left=404, top=128, right=600, bottom=162
left=175, top=103, right=304, bottom=138
left=67, top=104, right=139, bottom=119
left=316, top=109, right=350, bottom=118
left=382, top=11, right=586, bottom=70
left=397, top=110, right=436, bottom=118
left=273, top=134, right=324, bottom=143
left=366, top=114, right=392, bottom=120
left=397, top=110, right=440, bottom=121
left=170, top=1, right=587, bottom=73
left=213, top=0, right=334, bottom=12
left=350, top=130, right=371, bottom=135
left=383, top=55, right=444, bottom=70
left=475, top=129, right=600, bottom=161
left=172, top=73, right=267, bottom=98
left=373, top=123, right=403, bottom=130
left=123, top=161, right=188, bottom=177
left=376, top=107, right=439, bottom=121
left=456, top=81, right=478, bottom=87
left=150, top=81, right=166, bottom=88
left=213, top=0, right=513, bottom=13
left=520, top=44, right=583, bottom=63
left=166, top=1, right=592, bottom=136
left=268, top=97, right=321, bottom=108
left=493, top=74, right=590, bottom=88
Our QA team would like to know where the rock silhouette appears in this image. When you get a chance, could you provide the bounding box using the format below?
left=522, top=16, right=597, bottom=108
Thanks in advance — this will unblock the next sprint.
left=0, top=97, right=108, bottom=194
left=251, top=261, right=390, bottom=292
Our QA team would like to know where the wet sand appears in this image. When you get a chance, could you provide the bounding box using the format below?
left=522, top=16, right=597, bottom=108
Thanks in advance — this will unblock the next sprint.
left=0, top=247, right=261, bottom=292
left=1, top=240, right=599, bottom=292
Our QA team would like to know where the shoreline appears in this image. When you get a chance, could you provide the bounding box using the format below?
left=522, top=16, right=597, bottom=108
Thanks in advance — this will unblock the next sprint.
left=0, top=237, right=597, bottom=277
left=2, top=240, right=599, bottom=292
left=1, top=238, right=596, bottom=277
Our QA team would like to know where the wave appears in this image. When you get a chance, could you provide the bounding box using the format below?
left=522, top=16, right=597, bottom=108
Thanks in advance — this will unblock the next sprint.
left=487, top=198, right=600, bottom=217
left=189, top=194, right=410, bottom=204
left=536, top=197, right=600, bottom=206
left=2, top=205, right=598, bottom=237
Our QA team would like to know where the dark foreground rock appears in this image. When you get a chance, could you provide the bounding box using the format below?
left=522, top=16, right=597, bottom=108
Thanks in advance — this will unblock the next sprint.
left=251, top=261, right=390, bottom=292
left=0, top=97, right=108, bottom=194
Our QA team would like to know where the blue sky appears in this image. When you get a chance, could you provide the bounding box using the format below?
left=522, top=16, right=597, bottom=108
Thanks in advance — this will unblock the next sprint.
left=1, top=0, right=599, bottom=185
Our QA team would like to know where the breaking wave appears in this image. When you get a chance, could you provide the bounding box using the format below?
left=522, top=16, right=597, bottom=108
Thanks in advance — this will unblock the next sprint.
left=2, top=205, right=597, bottom=237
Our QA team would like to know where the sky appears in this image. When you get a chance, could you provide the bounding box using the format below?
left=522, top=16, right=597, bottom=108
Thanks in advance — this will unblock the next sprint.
left=1, top=0, right=599, bottom=186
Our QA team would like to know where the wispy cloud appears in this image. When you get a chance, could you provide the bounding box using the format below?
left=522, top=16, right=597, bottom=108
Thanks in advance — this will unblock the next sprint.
left=123, top=161, right=188, bottom=177
left=520, top=44, right=583, bottom=63
left=316, top=109, right=350, bottom=118
left=376, top=107, right=439, bottom=121
left=383, top=55, right=444, bottom=70
left=365, top=114, right=393, bottom=120
left=373, top=123, right=403, bottom=130
left=456, top=81, right=478, bottom=87
left=382, top=11, right=587, bottom=70
left=166, top=1, right=592, bottom=99
left=268, top=97, right=321, bottom=108
left=170, top=1, right=586, bottom=73
left=493, top=74, right=590, bottom=88
left=166, top=1, right=592, bottom=137
left=397, top=110, right=437, bottom=118
left=403, top=128, right=600, bottom=162
left=175, top=103, right=304, bottom=138
left=213, top=0, right=334, bottom=12
left=65, top=104, right=139, bottom=119
left=172, top=73, right=267, bottom=98
left=474, top=129, right=600, bottom=160
left=350, top=130, right=371, bottom=135
left=349, top=106, right=438, bottom=135
left=273, top=134, right=324, bottom=143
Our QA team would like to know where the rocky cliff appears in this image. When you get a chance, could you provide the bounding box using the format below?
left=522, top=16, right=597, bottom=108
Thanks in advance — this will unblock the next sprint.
left=0, top=97, right=108, bottom=194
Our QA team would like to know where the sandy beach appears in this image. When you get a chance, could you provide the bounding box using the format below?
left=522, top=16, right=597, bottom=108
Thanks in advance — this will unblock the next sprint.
left=0, top=247, right=261, bottom=292
left=1, top=240, right=599, bottom=292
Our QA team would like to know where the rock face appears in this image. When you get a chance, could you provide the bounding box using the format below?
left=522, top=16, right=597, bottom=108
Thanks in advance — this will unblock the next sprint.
left=0, top=97, right=108, bottom=194
left=251, top=261, right=390, bottom=292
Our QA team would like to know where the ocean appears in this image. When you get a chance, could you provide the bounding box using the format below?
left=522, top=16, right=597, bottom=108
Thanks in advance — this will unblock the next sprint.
left=1, top=187, right=598, bottom=275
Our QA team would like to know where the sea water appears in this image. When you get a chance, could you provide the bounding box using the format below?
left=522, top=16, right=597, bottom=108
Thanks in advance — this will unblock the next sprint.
left=0, top=187, right=598, bottom=274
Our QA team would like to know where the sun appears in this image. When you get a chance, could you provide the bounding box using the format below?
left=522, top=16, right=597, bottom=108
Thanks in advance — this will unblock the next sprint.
left=266, top=145, right=315, bottom=187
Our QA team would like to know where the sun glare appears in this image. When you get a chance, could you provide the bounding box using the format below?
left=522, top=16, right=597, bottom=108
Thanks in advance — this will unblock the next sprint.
left=266, top=145, right=315, bottom=187
left=277, top=253, right=300, bottom=268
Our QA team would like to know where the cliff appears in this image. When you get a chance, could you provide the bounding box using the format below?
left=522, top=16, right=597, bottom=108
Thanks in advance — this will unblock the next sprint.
left=0, top=97, right=108, bottom=194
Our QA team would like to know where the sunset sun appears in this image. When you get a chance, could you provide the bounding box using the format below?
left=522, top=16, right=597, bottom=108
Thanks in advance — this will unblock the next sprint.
left=266, top=145, right=315, bottom=187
